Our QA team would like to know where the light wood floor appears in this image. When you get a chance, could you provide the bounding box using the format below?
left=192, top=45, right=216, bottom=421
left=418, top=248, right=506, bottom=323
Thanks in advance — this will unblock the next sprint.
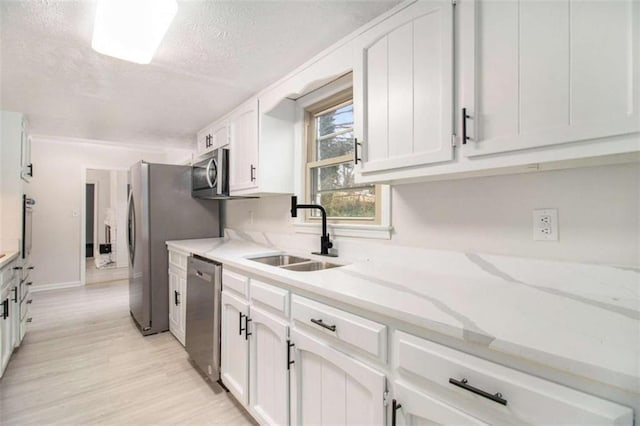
left=85, top=259, right=129, bottom=285
left=0, top=280, right=256, bottom=425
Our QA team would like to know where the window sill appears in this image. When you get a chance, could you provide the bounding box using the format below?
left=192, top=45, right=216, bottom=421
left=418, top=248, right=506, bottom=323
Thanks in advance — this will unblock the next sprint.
left=294, top=222, right=392, bottom=240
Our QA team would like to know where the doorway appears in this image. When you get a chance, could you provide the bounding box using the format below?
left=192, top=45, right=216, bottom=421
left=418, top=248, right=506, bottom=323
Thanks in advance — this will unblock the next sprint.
left=85, top=183, right=96, bottom=258
left=84, top=168, right=130, bottom=285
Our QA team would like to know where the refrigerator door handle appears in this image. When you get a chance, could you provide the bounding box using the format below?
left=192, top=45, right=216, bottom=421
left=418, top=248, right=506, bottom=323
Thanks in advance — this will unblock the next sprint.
left=127, top=191, right=136, bottom=266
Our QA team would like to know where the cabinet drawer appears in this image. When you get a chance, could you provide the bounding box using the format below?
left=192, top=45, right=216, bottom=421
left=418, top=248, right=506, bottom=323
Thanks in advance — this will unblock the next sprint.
left=168, top=250, right=188, bottom=271
left=20, top=294, right=31, bottom=321
left=1, top=263, right=16, bottom=287
left=222, top=270, right=249, bottom=299
left=291, top=295, right=387, bottom=362
left=394, top=331, right=633, bottom=425
left=250, top=279, right=289, bottom=317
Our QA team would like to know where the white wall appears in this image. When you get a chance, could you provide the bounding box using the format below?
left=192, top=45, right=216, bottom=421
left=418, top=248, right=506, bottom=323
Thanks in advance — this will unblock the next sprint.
left=111, top=170, right=129, bottom=268
left=86, top=169, right=111, bottom=246
left=224, top=162, right=640, bottom=267
left=0, top=111, right=24, bottom=253
left=29, top=137, right=184, bottom=287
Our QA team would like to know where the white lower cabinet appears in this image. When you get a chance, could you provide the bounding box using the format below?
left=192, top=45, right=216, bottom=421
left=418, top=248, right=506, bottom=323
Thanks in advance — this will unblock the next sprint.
left=249, top=306, right=290, bottom=425
left=392, top=381, right=487, bottom=426
left=221, top=290, right=250, bottom=405
left=1, top=278, right=17, bottom=375
left=393, top=331, right=633, bottom=425
left=168, top=266, right=186, bottom=346
left=215, top=268, right=633, bottom=426
left=167, top=248, right=188, bottom=346
left=289, top=328, right=386, bottom=426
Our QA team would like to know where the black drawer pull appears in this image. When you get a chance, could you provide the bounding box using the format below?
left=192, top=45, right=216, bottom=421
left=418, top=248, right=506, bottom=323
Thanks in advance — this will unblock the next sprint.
left=310, top=318, right=336, bottom=332
left=245, top=317, right=252, bottom=340
left=461, top=108, right=473, bottom=144
left=287, top=340, right=295, bottom=370
left=27, top=299, right=33, bottom=304
left=392, top=399, right=402, bottom=426
left=239, top=312, right=245, bottom=335
left=449, top=377, right=507, bottom=406
left=174, top=290, right=180, bottom=306
left=13, top=288, right=18, bottom=302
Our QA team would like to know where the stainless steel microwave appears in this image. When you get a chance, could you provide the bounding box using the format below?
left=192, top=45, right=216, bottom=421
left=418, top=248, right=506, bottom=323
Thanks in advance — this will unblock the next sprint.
left=192, top=148, right=229, bottom=199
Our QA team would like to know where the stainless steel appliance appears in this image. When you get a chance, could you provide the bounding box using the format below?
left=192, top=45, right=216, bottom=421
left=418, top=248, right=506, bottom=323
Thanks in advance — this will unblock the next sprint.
left=186, top=255, right=222, bottom=381
left=192, top=148, right=229, bottom=199
left=128, top=161, right=220, bottom=335
left=192, top=148, right=255, bottom=200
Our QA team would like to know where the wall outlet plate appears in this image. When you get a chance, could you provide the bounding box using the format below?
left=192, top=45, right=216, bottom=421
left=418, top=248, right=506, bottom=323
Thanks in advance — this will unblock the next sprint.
left=533, top=208, right=558, bottom=241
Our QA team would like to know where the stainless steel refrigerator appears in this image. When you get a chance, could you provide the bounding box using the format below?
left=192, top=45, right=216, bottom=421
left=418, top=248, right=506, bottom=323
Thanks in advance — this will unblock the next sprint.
left=128, top=161, right=220, bottom=335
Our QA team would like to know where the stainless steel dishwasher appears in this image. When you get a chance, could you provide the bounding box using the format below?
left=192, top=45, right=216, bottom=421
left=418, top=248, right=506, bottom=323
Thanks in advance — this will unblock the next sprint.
left=186, top=255, right=222, bottom=382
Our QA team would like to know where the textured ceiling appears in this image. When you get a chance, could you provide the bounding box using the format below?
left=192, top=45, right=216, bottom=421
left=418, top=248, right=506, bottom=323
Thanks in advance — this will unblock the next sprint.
left=0, top=0, right=398, bottom=149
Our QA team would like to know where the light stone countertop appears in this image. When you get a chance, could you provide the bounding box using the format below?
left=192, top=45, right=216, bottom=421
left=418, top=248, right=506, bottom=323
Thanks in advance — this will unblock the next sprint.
left=167, top=230, right=640, bottom=397
left=0, top=250, right=19, bottom=271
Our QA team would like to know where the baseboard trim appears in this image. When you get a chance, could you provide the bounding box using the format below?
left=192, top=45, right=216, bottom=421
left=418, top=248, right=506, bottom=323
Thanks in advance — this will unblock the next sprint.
left=30, top=281, right=83, bottom=293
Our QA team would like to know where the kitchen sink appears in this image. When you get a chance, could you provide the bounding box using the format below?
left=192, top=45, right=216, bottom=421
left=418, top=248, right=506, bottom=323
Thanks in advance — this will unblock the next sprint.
left=249, top=254, right=310, bottom=267
left=248, top=254, right=343, bottom=272
left=280, top=261, right=341, bottom=272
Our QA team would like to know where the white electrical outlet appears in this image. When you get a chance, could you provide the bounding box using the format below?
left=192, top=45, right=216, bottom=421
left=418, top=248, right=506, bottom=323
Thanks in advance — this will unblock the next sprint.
left=533, top=209, right=558, bottom=241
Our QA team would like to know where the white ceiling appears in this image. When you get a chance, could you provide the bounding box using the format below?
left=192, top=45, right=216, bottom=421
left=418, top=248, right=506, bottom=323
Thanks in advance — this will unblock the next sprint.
left=0, top=0, right=398, bottom=149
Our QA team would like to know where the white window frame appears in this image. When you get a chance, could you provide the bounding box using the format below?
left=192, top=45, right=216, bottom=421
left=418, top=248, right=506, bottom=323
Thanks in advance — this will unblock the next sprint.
left=293, top=74, right=392, bottom=240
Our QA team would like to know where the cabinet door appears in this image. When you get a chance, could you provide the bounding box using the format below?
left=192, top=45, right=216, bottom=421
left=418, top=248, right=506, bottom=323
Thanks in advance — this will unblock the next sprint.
left=1, top=288, right=12, bottom=374
left=212, top=121, right=230, bottom=150
left=249, top=306, right=289, bottom=426
left=10, top=284, right=19, bottom=349
left=178, top=274, right=187, bottom=341
left=221, top=290, right=250, bottom=404
left=197, top=127, right=214, bottom=156
left=392, top=381, right=487, bottom=426
left=354, top=0, right=454, bottom=175
left=290, top=328, right=386, bottom=426
left=229, top=98, right=259, bottom=193
left=168, top=269, right=181, bottom=342
left=460, top=0, right=640, bottom=157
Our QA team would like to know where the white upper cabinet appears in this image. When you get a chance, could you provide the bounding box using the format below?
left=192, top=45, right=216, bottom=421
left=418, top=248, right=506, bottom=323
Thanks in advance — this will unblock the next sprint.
left=354, top=0, right=454, bottom=179
left=196, top=119, right=230, bottom=157
left=229, top=98, right=260, bottom=194
left=460, top=0, right=640, bottom=157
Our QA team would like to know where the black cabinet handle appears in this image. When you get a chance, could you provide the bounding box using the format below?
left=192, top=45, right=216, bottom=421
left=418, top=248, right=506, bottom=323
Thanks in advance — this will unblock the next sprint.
left=245, top=317, right=252, bottom=340
left=287, top=340, right=295, bottom=370
left=12, top=288, right=18, bottom=303
left=2, top=299, right=9, bottom=319
left=27, top=266, right=35, bottom=270
left=250, top=164, right=256, bottom=182
left=26, top=282, right=33, bottom=286
left=462, top=108, right=472, bottom=145
left=310, top=318, right=336, bottom=332
left=13, top=266, right=23, bottom=270
left=26, top=317, right=32, bottom=323
left=27, top=163, right=33, bottom=177
left=354, top=138, right=362, bottom=164
left=27, top=299, right=33, bottom=304
left=174, top=290, right=179, bottom=306
left=449, top=377, right=507, bottom=406
left=392, top=399, right=402, bottom=426
left=239, top=312, right=245, bottom=335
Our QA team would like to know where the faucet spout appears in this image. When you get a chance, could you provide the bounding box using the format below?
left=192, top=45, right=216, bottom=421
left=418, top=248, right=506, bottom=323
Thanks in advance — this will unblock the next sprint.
left=290, top=195, right=337, bottom=257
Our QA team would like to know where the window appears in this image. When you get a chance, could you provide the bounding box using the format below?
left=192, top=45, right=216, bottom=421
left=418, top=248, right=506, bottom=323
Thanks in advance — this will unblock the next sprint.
left=305, top=90, right=379, bottom=224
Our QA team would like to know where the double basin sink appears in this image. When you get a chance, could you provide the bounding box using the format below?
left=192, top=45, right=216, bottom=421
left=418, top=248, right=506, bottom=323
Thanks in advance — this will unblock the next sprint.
left=249, top=254, right=341, bottom=272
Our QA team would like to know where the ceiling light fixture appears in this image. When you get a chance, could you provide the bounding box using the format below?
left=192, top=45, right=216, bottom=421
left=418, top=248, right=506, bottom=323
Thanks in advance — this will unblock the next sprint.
left=91, top=0, right=178, bottom=64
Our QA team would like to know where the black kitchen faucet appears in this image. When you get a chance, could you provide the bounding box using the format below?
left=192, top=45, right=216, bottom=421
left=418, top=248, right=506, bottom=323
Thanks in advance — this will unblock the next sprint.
left=290, top=195, right=337, bottom=257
